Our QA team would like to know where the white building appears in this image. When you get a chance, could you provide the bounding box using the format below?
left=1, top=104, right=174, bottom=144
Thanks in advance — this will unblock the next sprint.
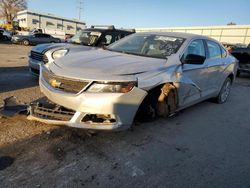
left=136, top=25, right=250, bottom=45
left=17, top=10, right=86, bottom=35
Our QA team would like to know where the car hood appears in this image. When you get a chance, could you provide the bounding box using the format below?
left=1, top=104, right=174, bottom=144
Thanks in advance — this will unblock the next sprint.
left=31, top=43, right=93, bottom=54
left=48, top=49, right=179, bottom=81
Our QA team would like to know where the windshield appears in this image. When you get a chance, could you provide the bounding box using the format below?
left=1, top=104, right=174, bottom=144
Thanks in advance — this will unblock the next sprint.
left=108, top=33, right=185, bottom=59
left=69, top=30, right=101, bottom=46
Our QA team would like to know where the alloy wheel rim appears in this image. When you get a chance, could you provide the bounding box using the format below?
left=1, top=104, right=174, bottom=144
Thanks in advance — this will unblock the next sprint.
left=221, top=81, right=231, bottom=102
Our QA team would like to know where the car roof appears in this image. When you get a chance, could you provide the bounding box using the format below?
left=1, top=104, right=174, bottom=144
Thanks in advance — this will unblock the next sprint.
left=84, top=28, right=134, bottom=33
left=135, top=32, right=211, bottom=40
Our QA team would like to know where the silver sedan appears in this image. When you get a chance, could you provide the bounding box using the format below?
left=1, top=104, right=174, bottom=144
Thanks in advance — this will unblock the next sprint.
left=28, top=32, right=238, bottom=130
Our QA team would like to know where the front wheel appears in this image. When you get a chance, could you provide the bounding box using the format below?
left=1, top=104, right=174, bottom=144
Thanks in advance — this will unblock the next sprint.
left=23, top=39, right=29, bottom=46
left=135, top=84, right=177, bottom=121
left=215, top=77, right=232, bottom=104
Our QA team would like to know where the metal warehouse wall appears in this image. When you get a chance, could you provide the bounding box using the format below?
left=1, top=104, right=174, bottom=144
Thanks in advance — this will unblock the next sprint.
left=136, top=25, right=250, bottom=45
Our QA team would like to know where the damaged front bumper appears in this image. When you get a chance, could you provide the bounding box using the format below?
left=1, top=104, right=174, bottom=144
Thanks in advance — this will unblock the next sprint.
left=27, top=97, right=124, bottom=130
left=28, top=67, right=147, bottom=130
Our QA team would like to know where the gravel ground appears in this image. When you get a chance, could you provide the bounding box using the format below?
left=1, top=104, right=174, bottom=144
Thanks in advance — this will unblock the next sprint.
left=0, top=43, right=250, bottom=188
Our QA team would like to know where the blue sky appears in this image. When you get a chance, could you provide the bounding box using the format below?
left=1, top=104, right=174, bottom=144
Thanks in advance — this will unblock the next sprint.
left=28, top=0, right=250, bottom=28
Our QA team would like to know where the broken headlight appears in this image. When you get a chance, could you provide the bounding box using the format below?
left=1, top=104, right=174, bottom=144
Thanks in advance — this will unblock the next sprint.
left=52, top=49, right=68, bottom=60
left=87, top=81, right=137, bottom=93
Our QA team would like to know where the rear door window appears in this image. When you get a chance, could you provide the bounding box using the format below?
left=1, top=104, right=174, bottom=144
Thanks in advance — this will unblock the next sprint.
left=207, top=40, right=222, bottom=59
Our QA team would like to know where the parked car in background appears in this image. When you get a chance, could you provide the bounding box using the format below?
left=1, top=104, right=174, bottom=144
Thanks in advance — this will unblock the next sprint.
left=222, top=42, right=247, bottom=54
left=18, top=28, right=66, bottom=41
left=28, top=32, right=237, bottom=131
left=28, top=25, right=135, bottom=75
left=231, top=44, right=250, bottom=76
left=11, top=33, right=61, bottom=46
left=0, top=30, right=4, bottom=40
left=65, top=34, right=74, bottom=42
left=0, top=28, right=12, bottom=40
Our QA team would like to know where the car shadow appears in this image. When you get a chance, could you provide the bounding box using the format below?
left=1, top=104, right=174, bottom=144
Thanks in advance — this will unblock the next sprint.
left=0, top=40, right=11, bottom=45
left=0, top=66, right=38, bottom=93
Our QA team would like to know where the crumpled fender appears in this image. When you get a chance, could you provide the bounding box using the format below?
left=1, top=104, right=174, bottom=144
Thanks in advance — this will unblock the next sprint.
left=137, top=55, right=202, bottom=92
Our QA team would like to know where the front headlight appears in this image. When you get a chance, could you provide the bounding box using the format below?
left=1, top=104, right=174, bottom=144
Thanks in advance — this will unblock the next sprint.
left=87, top=81, right=137, bottom=93
left=52, top=49, right=68, bottom=59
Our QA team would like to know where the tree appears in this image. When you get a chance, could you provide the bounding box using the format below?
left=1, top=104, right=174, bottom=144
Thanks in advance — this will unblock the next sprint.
left=0, top=0, right=27, bottom=24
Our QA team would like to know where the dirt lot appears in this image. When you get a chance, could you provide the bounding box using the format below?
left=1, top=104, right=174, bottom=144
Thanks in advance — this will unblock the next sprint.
left=0, top=42, right=250, bottom=188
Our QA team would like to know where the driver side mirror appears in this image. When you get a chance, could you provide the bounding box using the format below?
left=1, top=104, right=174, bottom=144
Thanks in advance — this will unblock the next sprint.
left=183, top=54, right=205, bottom=65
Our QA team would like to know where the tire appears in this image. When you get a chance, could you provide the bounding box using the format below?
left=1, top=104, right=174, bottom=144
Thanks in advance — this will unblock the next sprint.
left=215, top=77, right=232, bottom=104
left=135, top=91, right=159, bottom=122
left=23, top=39, right=29, bottom=46
left=135, top=84, right=177, bottom=122
left=236, top=70, right=240, bottom=77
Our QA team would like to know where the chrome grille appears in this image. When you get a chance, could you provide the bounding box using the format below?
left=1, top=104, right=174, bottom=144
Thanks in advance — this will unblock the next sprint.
left=30, top=99, right=75, bottom=121
left=30, top=51, right=48, bottom=64
left=42, top=68, right=90, bottom=94
left=30, top=51, right=43, bottom=61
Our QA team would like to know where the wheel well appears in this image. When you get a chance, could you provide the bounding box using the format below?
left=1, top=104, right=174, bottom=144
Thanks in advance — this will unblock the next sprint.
left=135, top=83, right=178, bottom=121
left=147, top=84, right=165, bottom=97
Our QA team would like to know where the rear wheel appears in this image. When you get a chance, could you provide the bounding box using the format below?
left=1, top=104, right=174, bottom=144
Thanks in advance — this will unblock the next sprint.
left=23, top=39, right=29, bottom=46
left=215, top=77, right=232, bottom=104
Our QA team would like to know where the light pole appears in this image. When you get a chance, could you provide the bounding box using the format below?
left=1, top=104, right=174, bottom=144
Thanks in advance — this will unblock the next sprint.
left=77, top=0, right=83, bottom=20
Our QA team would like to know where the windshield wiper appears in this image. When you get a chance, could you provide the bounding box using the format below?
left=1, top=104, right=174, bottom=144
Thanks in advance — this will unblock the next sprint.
left=70, top=41, right=81, bottom=45
left=103, top=46, right=116, bottom=51
left=122, top=51, right=140, bottom=56
left=107, top=50, right=139, bottom=55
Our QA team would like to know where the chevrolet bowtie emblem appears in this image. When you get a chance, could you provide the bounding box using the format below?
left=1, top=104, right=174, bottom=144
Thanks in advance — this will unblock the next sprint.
left=49, top=79, right=61, bottom=88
